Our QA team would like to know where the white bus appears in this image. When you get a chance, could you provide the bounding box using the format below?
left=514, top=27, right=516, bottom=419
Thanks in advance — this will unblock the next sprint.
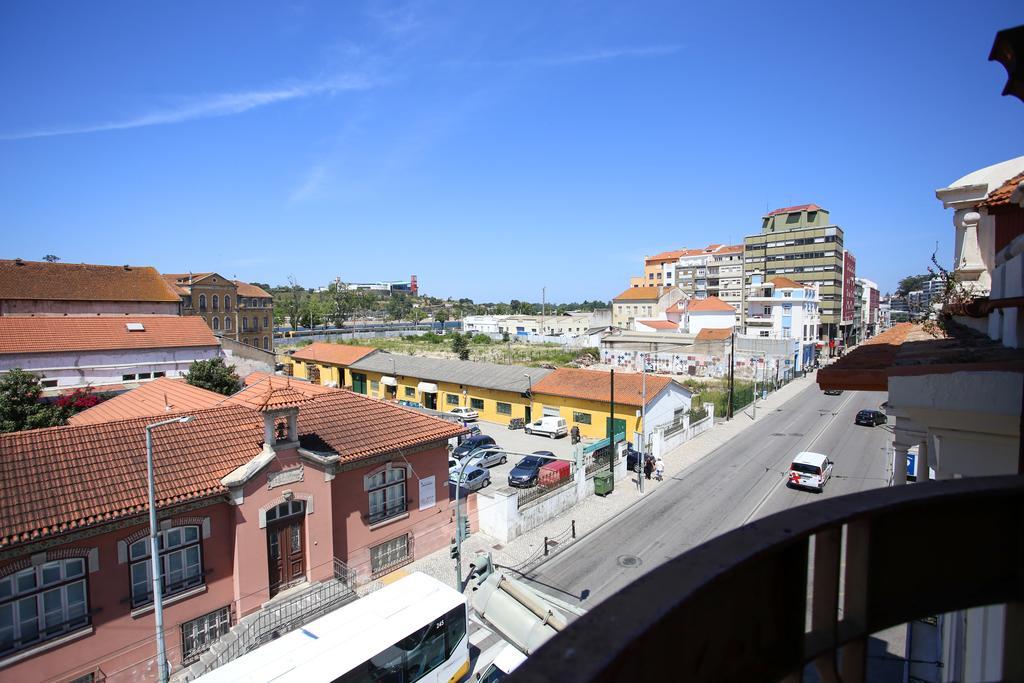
left=196, top=572, right=469, bottom=683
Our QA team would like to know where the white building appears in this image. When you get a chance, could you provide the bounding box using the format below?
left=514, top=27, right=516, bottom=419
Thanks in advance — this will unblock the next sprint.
left=682, top=296, right=737, bottom=335
left=463, top=311, right=611, bottom=339
left=0, top=316, right=221, bottom=394
left=743, top=277, right=819, bottom=371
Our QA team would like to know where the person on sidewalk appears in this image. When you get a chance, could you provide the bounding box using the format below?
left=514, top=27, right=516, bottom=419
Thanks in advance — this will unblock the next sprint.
left=654, top=457, right=664, bottom=482
left=643, top=455, right=654, bottom=480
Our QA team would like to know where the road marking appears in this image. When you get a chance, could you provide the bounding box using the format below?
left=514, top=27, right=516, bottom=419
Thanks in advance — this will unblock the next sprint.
left=741, top=390, right=858, bottom=524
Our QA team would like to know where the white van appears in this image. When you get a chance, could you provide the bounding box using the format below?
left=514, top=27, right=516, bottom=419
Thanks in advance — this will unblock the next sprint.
left=525, top=416, right=568, bottom=439
left=787, top=451, right=833, bottom=492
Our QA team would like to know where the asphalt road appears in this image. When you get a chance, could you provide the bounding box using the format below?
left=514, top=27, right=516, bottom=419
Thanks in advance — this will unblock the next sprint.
left=522, top=384, right=892, bottom=607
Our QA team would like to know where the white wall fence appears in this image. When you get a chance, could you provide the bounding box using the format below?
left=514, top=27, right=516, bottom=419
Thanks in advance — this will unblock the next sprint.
left=647, top=402, right=715, bottom=460
left=478, top=445, right=627, bottom=544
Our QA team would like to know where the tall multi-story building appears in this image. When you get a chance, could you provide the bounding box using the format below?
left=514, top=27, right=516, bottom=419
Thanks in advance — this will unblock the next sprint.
left=164, top=273, right=275, bottom=351
left=743, top=204, right=846, bottom=341
left=631, top=244, right=745, bottom=320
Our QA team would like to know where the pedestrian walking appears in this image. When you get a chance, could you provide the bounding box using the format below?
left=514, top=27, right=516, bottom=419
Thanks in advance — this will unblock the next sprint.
left=570, top=425, right=580, bottom=444
left=643, top=455, right=653, bottom=480
left=654, top=457, right=664, bottom=482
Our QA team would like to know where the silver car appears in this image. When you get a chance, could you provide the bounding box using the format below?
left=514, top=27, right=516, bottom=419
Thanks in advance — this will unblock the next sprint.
left=461, top=446, right=508, bottom=469
left=449, top=465, right=491, bottom=491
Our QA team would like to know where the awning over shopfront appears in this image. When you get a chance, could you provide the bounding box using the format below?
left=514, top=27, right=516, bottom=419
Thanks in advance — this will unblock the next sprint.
left=380, top=376, right=397, bottom=386
left=417, top=382, right=438, bottom=393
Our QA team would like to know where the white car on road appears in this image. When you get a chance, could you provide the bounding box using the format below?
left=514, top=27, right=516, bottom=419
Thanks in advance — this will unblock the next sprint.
left=787, top=451, right=833, bottom=492
left=449, top=407, right=479, bottom=421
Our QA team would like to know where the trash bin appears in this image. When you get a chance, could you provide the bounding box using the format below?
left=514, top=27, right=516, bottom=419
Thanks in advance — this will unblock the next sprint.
left=594, top=471, right=614, bottom=496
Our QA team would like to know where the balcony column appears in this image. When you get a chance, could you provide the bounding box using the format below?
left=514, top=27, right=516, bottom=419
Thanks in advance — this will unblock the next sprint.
left=917, top=438, right=930, bottom=482
left=892, top=444, right=908, bottom=486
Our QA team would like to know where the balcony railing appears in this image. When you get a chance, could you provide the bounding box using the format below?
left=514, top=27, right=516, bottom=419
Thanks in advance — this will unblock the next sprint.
left=514, top=475, right=1024, bottom=683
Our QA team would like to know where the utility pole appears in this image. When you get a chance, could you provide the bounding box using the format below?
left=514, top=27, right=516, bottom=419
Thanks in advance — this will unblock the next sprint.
left=541, top=287, right=546, bottom=336
left=727, top=332, right=735, bottom=420
left=608, top=369, right=615, bottom=491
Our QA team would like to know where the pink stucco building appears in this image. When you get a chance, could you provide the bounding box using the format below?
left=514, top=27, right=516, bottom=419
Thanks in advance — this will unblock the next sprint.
left=0, top=377, right=466, bottom=682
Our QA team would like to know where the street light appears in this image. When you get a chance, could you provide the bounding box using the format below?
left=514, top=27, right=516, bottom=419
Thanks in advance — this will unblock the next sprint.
left=145, top=415, right=193, bottom=683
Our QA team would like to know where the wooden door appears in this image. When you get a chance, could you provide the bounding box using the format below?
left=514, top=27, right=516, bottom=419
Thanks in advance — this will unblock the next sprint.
left=267, top=519, right=305, bottom=596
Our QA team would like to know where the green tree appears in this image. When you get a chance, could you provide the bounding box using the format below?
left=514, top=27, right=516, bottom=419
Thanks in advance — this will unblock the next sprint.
left=897, top=274, right=931, bottom=297
left=279, top=277, right=306, bottom=330
left=450, top=333, right=471, bottom=361
left=42, top=254, right=61, bottom=262
left=410, top=307, right=427, bottom=323
left=387, top=293, right=413, bottom=321
left=185, top=358, right=241, bottom=396
left=0, top=369, right=68, bottom=432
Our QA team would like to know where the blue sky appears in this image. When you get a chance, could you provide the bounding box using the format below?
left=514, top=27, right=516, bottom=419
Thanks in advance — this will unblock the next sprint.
left=1, top=2, right=1021, bottom=301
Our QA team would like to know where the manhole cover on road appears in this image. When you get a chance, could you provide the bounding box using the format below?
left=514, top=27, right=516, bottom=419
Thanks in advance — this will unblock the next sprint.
left=617, top=554, right=642, bottom=568
left=789, top=433, right=805, bottom=437
left=771, top=433, right=786, bottom=436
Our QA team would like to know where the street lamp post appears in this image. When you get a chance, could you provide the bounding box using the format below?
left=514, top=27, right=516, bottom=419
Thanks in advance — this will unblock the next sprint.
left=145, top=415, right=194, bottom=683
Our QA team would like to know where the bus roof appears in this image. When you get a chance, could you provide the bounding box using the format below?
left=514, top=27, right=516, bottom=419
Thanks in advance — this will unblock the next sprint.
left=195, top=572, right=465, bottom=682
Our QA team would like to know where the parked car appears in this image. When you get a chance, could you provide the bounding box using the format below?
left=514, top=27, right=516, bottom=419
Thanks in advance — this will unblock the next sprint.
left=450, top=465, right=491, bottom=491
left=855, top=409, right=887, bottom=427
left=463, top=447, right=508, bottom=469
left=524, top=416, right=568, bottom=439
left=625, top=444, right=643, bottom=471
left=787, top=451, right=833, bottom=493
left=507, top=452, right=551, bottom=488
left=460, top=424, right=482, bottom=438
left=452, top=434, right=497, bottom=460
left=449, top=456, right=460, bottom=477
left=449, top=407, right=479, bottom=422
left=398, top=400, right=424, bottom=408
left=823, top=388, right=843, bottom=396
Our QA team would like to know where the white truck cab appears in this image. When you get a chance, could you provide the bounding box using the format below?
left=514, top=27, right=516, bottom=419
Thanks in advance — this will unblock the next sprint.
left=787, top=451, right=833, bottom=492
left=524, top=416, right=568, bottom=439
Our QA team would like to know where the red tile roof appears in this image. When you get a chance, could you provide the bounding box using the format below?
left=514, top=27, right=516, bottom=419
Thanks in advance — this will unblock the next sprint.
left=532, top=368, right=678, bottom=407
left=242, top=372, right=337, bottom=395
left=979, top=171, right=1024, bottom=210
left=0, top=260, right=181, bottom=303
left=769, top=277, right=805, bottom=289
left=664, top=301, right=686, bottom=313
left=68, top=378, right=224, bottom=426
left=715, top=244, right=744, bottom=255
left=646, top=250, right=686, bottom=263
left=614, top=286, right=665, bottom=301
left=234, top=281, right=272, bottom=298
left=695, top=328, right=734, bottom=341
left=0, top=316, right=219, bottom=355
left=290, top=342, right=377, bottom=367
left=765, top=203, right=824, bottom=217
left=636, top=319, right=679, bottom=330
left=229, top=380, right=314, bottom=412
left=0, top=387, right=465, bottom=550
left=686, top=296, right=735, bottom=313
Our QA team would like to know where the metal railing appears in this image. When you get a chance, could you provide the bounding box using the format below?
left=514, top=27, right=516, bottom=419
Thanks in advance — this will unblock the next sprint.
left=516, top=468, right=577, bottom=508
left=180, top=558, right=363, bottom=680
left=513, top=475, right=1024, bottom=683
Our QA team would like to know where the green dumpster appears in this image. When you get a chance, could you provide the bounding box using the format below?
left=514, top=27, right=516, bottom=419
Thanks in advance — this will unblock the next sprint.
left=594, top=471, right=614, bottom=496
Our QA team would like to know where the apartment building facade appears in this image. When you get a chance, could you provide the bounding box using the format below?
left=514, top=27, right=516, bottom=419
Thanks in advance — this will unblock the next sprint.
left=612, top=286, right=684, bottom=329
left=743, top=204, right=846, bottom=341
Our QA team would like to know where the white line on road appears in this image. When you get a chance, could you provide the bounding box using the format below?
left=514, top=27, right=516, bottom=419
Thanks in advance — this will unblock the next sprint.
left=741, top=390, right=858, bottom=525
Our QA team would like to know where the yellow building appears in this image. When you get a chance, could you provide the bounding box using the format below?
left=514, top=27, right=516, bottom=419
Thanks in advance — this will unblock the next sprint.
left=346, top=352, right=552, bottom=425
left=286, top=342, right=378, bottom=387
left=531, top=367, right=691, bottom=440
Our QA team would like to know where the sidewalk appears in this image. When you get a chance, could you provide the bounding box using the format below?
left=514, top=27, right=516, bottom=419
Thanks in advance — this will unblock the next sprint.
left=400, top=371, right=821, bottom=592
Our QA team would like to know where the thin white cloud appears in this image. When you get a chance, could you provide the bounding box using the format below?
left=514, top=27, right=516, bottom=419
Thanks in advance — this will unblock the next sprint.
left=0, top=74, right=374, bottom=141
left=288, top=161, right=331, bottom=203
left=457, top=44, right=682, bottom=69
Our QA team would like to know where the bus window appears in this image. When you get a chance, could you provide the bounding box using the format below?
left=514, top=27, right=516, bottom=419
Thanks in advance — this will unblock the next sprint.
left=399, top=619, right=446, bottom=680
left=444, top=605, right=466, bottom=658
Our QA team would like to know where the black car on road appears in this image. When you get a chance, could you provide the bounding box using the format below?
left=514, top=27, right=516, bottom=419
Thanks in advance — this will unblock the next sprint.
left=453, top=434, right=496, bottom=460
left=507, top=452, right=553, bottom=488
left=855, top=409, right=887, bottom=426
left=824, top=388, right=843, bottom=396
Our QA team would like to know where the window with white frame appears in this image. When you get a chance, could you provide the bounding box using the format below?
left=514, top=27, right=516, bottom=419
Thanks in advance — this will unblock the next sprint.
left=367, top=467, right=407, bottom=524
left=129, top=525, right=203, bottom=607
left=224, top=316, right=232, bottom=331
left=0, top=558, right=89, bottom=656
left=180, top=606, right=231, bottom=665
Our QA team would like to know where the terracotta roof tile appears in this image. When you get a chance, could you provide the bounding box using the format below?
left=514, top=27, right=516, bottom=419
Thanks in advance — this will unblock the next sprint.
left=636, top=319, right=680, bottom=330
left=0, top=387, right=465, bottom=550
left=686, top=296, right=735, bottom=313
left=0, top=260, right=180, bottom=302
left=228, top=381, right=314, bottom=412
left=614, top=286, right=666, bottom=301
left=979, top=171, right=1024, bottom=210
left=234, top=281, right=272, bottom=298
left=0, top=316, right=219, bottom=355
left=532, top=368, right=678, bottom=407
left=68, top=378, right=224, bottom=425
left=768, top=277, right=805, bottom=289
left=695, top=328, right=734, bottom=341
left=242, top=372, right=336, bottom=395
left=765, top=203, right=824, bottom=217
left=290, top=342, right=377, bottom=366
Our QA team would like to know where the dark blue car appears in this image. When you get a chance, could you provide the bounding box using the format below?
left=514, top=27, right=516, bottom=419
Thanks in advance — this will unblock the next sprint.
left=452, top=434, right=496, bottom=460
left=507, top=451, right=553, bottom=488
